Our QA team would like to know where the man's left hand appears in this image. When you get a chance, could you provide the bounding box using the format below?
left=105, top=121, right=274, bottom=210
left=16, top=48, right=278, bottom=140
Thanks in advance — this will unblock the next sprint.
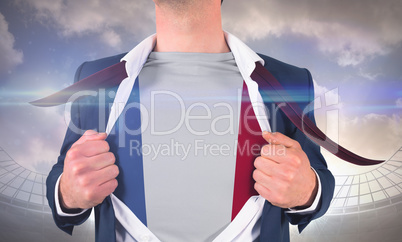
left=253, top=131, right=318, bottom=209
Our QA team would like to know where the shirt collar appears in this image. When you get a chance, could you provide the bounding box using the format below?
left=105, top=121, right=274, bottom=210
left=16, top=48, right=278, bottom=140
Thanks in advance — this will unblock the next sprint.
left=121, top=31, right=264, bottom=80
left=107, top=32, right=269, bottom=135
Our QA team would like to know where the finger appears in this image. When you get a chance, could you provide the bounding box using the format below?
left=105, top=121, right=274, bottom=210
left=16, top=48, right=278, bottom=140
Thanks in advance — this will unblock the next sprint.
left=96, top=178, right=118, bottom=198
left=83, top=152, right=116, bottom=171
left=254, top=156, right=278, bottom=176
left=262, top=131, right=300, bottom=149
left=85, top=178, right=118, bottom=207
left=255, top=181, right=288, bottom=208
left=72, top=130, right=107, bottom=148
left=77, top=140, right=110, bottom=157
left=254, top=169, right=288, bottom=200
left=254, top=182, right=273, bottom=203
left=253, top=169, right=274, bottom=189
left=260, top=143, right=289, bottom=160
left=253, top=170, right=278, bottom=202
left=260, top=144, right=303, bottom=167
left=255, top=154, right=300, bottom=184
left=93, top=164, right=119, bottom=186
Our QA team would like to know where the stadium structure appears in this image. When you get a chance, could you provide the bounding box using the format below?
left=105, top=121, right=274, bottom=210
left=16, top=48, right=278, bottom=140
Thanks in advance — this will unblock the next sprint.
left=1, top=146, right=401, bottom=242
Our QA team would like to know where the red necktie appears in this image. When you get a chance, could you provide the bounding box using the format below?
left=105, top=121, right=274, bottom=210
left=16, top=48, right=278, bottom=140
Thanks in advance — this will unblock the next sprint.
left=251, top=62, right=384, bottom=166
left=231, top=82, right=265, bottom=219
left=30, top=62, right=128, bottom=107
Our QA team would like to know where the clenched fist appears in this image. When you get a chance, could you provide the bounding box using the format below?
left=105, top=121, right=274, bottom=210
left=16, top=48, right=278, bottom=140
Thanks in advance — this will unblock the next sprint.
left=253, top=132, right=318, bottom=209
left=59, top=130, right=119, bottom=210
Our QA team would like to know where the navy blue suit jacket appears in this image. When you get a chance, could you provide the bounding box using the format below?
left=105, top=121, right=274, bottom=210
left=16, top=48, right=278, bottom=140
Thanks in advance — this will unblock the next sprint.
left=46, top=53, right=335, bottom=242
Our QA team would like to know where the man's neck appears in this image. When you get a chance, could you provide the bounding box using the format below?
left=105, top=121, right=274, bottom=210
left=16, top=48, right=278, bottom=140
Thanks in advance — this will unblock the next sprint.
left=153, top=1, right=230, bottom=53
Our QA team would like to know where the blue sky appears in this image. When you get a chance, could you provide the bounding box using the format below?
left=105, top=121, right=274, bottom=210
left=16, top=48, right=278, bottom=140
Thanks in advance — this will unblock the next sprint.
left=0, top=0, right=401, bottom=175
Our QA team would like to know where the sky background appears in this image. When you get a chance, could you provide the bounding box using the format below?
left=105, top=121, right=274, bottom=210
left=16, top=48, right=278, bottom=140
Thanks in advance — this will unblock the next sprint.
left=0, top=0, right=401, bottom=241
left=0, top=0, right=401, bottom=189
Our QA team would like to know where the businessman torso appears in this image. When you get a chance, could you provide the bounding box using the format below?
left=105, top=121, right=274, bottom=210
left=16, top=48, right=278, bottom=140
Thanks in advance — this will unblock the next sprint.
left=46, top=50, right=334, bottom=242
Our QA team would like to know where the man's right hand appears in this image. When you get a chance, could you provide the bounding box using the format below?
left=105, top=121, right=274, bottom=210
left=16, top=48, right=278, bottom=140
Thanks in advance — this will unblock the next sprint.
left=59, top=130, right=119, bottom=210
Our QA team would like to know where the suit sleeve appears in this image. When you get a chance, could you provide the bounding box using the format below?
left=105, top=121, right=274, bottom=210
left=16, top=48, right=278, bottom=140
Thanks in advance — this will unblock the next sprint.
left=284, top=68, right=335, bottom=232
left=45, top=62, right=92, bottom=235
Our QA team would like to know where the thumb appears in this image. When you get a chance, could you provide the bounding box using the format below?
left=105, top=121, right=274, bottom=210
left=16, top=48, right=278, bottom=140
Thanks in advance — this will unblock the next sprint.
left=262, top=131, right=299, bottom=148
left=72, top=130, right=107, bottom=147
left=262, top=131, right=272, bottom=144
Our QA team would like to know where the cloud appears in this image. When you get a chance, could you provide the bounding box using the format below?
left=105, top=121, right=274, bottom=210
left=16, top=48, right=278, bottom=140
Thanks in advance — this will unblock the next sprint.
left=357, top=68, right=383, bottom=81
left=316, top=111, right=402, bottom=175
left=313, top=79, right=342, bottom=108
left=338, top=113, right=401, bottom=160
left=0, top=103, right=67, bottom=173
left=101, top=30, right=123, bottom=49
left=222, top=0, right=402, bottom=66
left=19, top=0, right=156, bottom=49
left=18, top=0, right=402, bottom=65
left=312, top=79, right=401, bottom=175
left=0, top=12, right=23, bottom=74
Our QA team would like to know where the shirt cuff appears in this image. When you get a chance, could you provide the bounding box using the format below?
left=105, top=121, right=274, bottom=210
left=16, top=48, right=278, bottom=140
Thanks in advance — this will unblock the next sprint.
left=55, top=174, right=89, bottom=217
left=285, top=167, right=322, bottom=214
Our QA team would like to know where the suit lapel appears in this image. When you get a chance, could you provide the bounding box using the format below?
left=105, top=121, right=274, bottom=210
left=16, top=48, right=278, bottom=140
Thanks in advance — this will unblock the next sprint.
left=106, top=78, right=148, bottom=225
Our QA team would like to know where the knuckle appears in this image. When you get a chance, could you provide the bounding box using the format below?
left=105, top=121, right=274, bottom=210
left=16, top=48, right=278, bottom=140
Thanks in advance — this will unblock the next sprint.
left=77, top=176, right=89, bottom=187
left=112, top=165, right=120, bottom=177
left=284, top=170, right=295, bottom=182
left=293, top=155, right=302, bottom=166
left=102, top=141, right=110, bottom=152
left=111, top=179, right=118, bottom=190
left=284, top=169, right=293, bottom=180
left=108, top=152, right=116, bottom=163
left=66, top=148, right=79, bottom=161
left=288, top=153, right=301, bottom=166
left=255, top=184, right=269, bottom=201
left=84, top=130, right=96, bottom=135
left=83, top=189, right=95, bottom=202
left=254, top=182, right=260, bottom=192
left=254, top=156, right=263, bottom=167
left=70, top=164, right=81, bottom=176
left=104, top=179, right=118, bottom=195
left=253, top=169, right=262, bottom=181
left=252, top=170, right=258, bottom=181
left=288, top=173, right=295, bottom=183
left=82, top=130, right=97, bottom=140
